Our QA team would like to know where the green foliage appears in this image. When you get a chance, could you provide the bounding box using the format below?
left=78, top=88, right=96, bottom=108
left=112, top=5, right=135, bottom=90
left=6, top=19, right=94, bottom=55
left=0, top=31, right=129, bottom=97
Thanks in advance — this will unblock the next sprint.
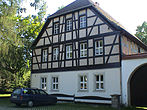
left=58, top=5, right=64, bottom=10
left=135, top=21, right=147, bottom=45
left=0, top=0, right=46, bottom=91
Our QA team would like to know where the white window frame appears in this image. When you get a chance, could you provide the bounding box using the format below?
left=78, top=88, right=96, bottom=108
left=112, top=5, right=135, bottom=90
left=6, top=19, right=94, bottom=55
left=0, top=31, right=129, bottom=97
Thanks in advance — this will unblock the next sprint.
left=95, top=74, right=104, bottom=90
left=52, top=77, right=59, bottom=90
left=80, top=43, right=87, bottom=57
left=66, top=19, right=72, bottom=31
left=80, top=75, right=87, bottom=90
left=66, top=45, right=72, bottom=59
left=95, top=40, right=103, bottom=55
left=53, top=47, right=59, bottom=61
left=80, top=16, right=86, bottom=28
left=41, top=77, right=47, bottom=90
left=54, top=23, right=59, bottom=34
left=42, top=49, right=48, bottom=62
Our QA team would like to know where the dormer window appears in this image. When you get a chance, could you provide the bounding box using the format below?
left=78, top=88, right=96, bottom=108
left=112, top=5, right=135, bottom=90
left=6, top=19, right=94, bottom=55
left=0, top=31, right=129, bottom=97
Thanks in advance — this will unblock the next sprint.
left=54, top=23, right=59, bottom=34
left=66, top=19, right=72, bottom=31
left=80, top=16, right=86, bottom=28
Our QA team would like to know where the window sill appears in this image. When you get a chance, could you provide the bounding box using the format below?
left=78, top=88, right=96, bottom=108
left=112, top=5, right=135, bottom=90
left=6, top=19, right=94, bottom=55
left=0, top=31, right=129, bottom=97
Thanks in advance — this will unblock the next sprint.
left=93, top=89, right=105, bottom=92
left=78, top=89, right=88, bottom=92
left=50, top=90, right=59, bottom=92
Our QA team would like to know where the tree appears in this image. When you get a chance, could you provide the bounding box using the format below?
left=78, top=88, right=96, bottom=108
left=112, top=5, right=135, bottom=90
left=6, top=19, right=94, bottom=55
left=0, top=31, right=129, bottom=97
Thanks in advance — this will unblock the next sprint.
left=0, top=0, right=46, bottom=91
left=135, top=21, right=147, bottom=45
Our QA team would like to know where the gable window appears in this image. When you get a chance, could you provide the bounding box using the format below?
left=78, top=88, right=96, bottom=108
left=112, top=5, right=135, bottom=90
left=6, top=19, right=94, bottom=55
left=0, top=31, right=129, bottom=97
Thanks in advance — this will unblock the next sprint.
left=80, top=43, right=87, bottom=57
left=42, top=49, right=48, bottom=62
left=66, top=19, right=72, bottom=31
left=95, top=40, right=103, bottom=55
left=52, top=77, right=59, bottom=90
left=53, top=47, right=59, bottom=61
left=41, top=77, right=47, bottom=90
left=80, top=16, right=86, bottom=28
left=66, top=45, right=72, bottom=59
left=54, top=23, right=59, bottom=34
left=95, top=74, right=104, bottom=90
left=80, top=75, right=87, bottom=90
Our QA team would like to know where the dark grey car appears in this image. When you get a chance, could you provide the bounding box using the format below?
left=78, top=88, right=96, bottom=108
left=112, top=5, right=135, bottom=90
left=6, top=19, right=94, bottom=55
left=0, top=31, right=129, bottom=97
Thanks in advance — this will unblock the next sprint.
left=10, top=88, right=57, bottom=107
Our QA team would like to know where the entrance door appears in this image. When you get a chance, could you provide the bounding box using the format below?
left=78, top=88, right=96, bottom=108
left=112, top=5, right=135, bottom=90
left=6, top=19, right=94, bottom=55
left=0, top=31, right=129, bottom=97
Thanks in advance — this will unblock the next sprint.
left=130, top=64, right=147, bottom=106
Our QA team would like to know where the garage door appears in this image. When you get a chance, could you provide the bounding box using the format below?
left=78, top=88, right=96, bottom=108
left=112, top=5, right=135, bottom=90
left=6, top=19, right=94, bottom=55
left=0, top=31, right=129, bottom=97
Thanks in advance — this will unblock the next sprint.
left=130, top=64, right=147, bottom=106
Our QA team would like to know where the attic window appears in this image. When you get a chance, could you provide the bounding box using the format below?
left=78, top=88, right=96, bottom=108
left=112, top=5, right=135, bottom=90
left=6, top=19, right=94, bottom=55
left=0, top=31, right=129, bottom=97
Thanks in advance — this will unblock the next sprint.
left=66, top=19, right=72, bottom=31
left=54, top=23, right=59, bottom=34
left=80, top=16, right=86, bottom=28
left=42, top=49, right=48, bottom=62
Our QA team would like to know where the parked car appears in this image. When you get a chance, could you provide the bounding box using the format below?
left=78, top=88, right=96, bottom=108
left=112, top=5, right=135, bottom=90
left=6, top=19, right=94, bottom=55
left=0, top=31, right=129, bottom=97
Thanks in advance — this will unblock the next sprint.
left=10, top=88, right=57, bottom=107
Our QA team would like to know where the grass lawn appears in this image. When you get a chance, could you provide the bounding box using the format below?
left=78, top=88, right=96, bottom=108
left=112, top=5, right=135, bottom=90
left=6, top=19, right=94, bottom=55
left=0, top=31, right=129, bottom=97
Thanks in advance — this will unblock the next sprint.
left=0, top=98, right=139, bottom=110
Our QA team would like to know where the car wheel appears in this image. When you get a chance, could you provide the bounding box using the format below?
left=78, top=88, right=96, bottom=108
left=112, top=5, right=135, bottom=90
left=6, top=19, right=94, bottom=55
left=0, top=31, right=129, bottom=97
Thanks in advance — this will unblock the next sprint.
left=27, top=100, right=34, bottom=107
left=16, top=103, right=21, bottom=106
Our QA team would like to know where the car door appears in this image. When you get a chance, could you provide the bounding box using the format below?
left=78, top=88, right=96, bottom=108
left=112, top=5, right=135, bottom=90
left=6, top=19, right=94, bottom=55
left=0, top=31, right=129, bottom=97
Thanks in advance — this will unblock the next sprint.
left=38, top=90, right=49, bottom=104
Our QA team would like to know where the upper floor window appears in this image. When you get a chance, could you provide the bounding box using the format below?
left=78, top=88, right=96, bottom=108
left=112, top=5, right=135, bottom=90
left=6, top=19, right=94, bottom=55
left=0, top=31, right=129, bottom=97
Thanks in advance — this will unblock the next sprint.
left=66, top=19, right=72, bottom=31
left=95, top=74, right=104, bottom=90
left=42, top=49, right=48, bottom=62
left=80, top=16, right=86, bottom=28
left=95, top=40, right=103, bottom=55
left=66, top=45, right=72, bottom=59
left=53, top=47, right=59, bottom=61
left=54, top=23, right=59, bottom=34
left=41, top=77, right=47, bottom=90
left=80, top=75, right=87, bottom=90
left=80, top=43, right=87, bottom=57
left=52, top=77, right=59, bottom=90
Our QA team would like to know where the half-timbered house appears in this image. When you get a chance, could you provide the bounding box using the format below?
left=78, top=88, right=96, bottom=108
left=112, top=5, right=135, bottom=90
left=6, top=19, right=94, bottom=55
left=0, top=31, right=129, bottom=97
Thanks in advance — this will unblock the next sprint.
left=31, top=0, right=147, bottom=105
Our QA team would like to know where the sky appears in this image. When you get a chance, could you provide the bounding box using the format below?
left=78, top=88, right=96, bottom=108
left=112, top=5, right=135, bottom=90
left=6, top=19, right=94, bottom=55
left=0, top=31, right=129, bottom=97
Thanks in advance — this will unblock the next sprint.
left=22, top=0, right=147, bottom=35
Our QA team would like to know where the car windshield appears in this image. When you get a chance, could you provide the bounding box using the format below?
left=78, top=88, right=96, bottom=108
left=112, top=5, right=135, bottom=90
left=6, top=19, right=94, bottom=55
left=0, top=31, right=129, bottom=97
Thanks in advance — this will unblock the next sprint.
left=13, top=89, right=21, bottom=95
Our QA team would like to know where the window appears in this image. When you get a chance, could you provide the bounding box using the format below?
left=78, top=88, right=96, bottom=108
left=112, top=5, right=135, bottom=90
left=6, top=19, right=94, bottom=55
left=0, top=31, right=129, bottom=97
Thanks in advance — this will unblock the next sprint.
left=41, top=77, right=47, bottom=90
left=95, top=40, right=103, bottom=55
left=53, top=48, right=59, bottom=61
left=66, top=19, right=72, bottom=31
left=80, top=16, right=86, bottom=28
left=95, top=74, right=104, bottom=90
left=42, top=49, right=48, bottom=62
left=54, top=23, right=59, bottom=34
left=66, top=45, right=72, bottom=59
left=52, top=77, right=59, bottom=90
left=80, top=43, right=87, bottom=57
left=80, top=75, right=87, bottom=90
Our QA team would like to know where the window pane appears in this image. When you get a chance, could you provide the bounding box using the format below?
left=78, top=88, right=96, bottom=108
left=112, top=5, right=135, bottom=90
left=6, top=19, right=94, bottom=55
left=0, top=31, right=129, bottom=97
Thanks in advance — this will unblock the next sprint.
left=56, top=84, right=58, bottom=89
left=84, top=83, right=87, bottom=89
left=81, top=76, right=83, bottom=82
left=84, top=76, right=87, bottom=82
left=56, top=77, right=58, bottom=82
left=101, top=83, right=104, bottom=89
left=96, top=83, right=99, bottom=89
left=53, top=84, right=55, bottom=89
left=101, top=75, right=103, bottom=81
left=96, top=75, right=99, bottom=81
left=81, top=83, right=83, bottom=89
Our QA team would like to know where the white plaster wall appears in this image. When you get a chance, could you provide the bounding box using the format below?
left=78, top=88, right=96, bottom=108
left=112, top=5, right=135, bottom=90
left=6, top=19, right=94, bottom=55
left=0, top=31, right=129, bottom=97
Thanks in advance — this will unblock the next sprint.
left=121, top=58, right=147, bottom=106
left=31, top=68, right=121, bottom=99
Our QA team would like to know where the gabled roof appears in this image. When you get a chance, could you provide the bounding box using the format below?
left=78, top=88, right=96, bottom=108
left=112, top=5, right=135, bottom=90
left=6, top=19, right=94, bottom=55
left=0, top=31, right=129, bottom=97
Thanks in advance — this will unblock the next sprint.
left=31, top=0, right=147, bottom=50
left=49, top=0, right=94, bottom=18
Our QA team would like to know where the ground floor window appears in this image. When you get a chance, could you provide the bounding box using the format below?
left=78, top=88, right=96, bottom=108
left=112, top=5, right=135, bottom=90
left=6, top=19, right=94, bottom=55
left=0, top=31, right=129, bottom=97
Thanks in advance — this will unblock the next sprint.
left=80, top=75, right=87, bottom=90
left=95, top=74, right=104, bottom=90
left=41, top=77, right=47, bottom=90
left=52, top=77, right=59, bottom=90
